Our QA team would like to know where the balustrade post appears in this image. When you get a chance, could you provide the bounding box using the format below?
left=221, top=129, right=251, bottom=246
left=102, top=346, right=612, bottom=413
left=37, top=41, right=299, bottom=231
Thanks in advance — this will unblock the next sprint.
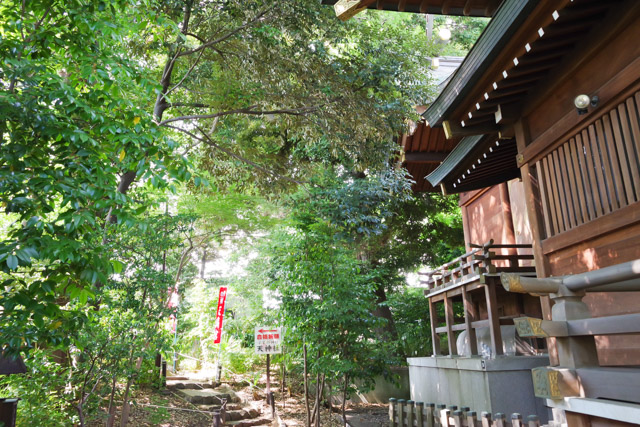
left=526, top=415, right=540, bottom=427
left=511, top=413, right=522, bottom=427
left=389, top=398, right=397, bottom=427
left=407, top=400, right=415, bottom=427
left=481, top=412, right=491, bottom=427
left=416, top=402, right=424, bottom=427
left=398, top=399, right=406, bottom=427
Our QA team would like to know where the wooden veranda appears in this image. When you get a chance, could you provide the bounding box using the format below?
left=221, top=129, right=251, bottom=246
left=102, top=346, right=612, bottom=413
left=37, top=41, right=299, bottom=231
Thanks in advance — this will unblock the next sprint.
left=421, top=240, right=541, bottom=358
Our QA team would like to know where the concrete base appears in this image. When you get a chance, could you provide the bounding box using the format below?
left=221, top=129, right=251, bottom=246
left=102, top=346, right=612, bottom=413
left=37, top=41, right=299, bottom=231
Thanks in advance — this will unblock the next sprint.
left=408, top=356, right=550, bottom=422
left=355, top=366, right=410, bottom=403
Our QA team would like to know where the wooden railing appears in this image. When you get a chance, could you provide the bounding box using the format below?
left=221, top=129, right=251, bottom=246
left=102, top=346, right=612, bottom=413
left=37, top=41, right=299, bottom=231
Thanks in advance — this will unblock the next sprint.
left=501, top=260, right=640, bottom=422
left=534, top=90, right=640, bottom=239
left=420, top=240, right=535, bottom=293
left=388, top=399, right=544, bottom=427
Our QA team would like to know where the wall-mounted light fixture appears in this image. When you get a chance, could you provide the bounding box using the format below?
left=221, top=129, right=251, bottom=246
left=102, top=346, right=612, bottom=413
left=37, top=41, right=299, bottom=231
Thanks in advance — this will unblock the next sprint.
left=574, top=94, right=599, bottom=115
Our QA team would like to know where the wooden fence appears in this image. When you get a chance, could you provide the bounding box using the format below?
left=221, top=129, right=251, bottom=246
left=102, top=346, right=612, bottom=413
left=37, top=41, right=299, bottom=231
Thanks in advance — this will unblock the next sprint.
left=388, top=398, right=544, bottom=427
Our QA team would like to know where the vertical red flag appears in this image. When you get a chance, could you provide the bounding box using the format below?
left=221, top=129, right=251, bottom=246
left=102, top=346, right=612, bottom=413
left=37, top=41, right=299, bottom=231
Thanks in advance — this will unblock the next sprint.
left=213, top=287, right=228, bottom=344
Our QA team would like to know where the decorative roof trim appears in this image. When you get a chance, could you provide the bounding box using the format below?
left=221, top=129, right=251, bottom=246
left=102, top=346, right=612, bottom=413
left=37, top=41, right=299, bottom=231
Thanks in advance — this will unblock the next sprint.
left=422, top=0, right=538, bottom=127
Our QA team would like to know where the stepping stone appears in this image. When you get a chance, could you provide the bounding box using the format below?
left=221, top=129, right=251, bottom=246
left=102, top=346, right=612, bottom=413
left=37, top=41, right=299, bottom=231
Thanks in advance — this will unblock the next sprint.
left=176, top=389, right=231, bottom=405
left=226, top=418, right=273, bottom=427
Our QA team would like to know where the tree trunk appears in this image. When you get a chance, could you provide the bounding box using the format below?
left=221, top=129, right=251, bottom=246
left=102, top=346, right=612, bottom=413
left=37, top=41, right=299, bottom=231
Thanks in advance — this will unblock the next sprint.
left=106, top=375, right=118, bottom=427
left=341, top=374, right=348, bottom=427
left=303, top=344, right=311, bottom=427
left=372, top=283, right=398, bottom=340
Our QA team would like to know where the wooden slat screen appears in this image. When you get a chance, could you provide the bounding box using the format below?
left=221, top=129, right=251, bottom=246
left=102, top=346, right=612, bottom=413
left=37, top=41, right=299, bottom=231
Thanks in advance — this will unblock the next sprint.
left=536, top=91, right=640, bottom=238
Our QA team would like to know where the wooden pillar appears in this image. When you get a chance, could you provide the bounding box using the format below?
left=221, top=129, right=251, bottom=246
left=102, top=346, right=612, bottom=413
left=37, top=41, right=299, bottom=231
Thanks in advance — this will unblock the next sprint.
left=428, top=297, right=441, bottom=355
left=514, top=120, right=557, bottom=365
left=444, top=293, right=457, bottom=356
left=462, top=286, right=478, bottom=355
left=484, top=282, right=503, bottom=356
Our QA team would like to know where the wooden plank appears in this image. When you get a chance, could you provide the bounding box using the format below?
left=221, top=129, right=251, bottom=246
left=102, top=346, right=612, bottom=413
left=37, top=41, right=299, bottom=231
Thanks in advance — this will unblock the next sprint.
left=589, top=124, right=612, bottom=215
left=627, top=94, right=640, bottom=200
left=536, top=161, right=553, bottom=238
left=574, top=132, right=596, bottom=221
left=568, top=138, right=589, bottom=224
left=595, top=119, right=619, bottom=211
left=568, top=312, right=640, bottom=336
left=602, top=113, right=626, bottom=209
left=444, top=293, right=457, bottom=356
left=610, top=108, right=636, bottom=206
left=563, top=140, right=583, bottom=226
left=462, top=286, right=478, bottom=356
left=541, top=201, right=640, bottom=255
left=550, top=150, right=568, bottom=232
left=577, top=367, right=640, bottom=404
left=484, top=283, right=503, bottom=356
left=581, top=128, right=605, bottom=218
left=557, top=144, right=577, bottom=229
left=428, top=297, right=441, bottom=356
left=542, top=156, right=560, bottom=235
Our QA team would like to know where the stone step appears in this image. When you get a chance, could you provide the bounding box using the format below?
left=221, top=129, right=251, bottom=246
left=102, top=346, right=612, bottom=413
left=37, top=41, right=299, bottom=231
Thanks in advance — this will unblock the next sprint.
left=166, top=376, right=189, bottom=380
left=167, top=380, right=217, bottom=390
left=197, top=403, right=244, bottom=412
left=222, top=408, right=261, bottom=422
left=226, top=418, right=274, bottom=427
left=176, top=389, right=232, bottom=405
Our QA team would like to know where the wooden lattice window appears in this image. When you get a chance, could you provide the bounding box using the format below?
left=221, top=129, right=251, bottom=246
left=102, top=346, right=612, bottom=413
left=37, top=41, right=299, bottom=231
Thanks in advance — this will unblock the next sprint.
left=536, top=91, right=640, bottom=238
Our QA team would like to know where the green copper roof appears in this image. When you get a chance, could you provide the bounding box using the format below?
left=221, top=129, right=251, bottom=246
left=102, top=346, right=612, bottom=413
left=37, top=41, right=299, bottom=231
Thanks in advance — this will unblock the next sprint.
left=422, top=0, right=538, bottom=127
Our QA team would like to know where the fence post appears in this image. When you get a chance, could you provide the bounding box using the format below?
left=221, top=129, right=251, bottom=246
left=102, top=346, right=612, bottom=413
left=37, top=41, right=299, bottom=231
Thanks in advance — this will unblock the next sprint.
left=511, top=413, right=522, bottom=427
left=526, top=415, right=540, bottom=427
left=389, top=398, right=397, bottom=427
left=407, top=401, right=415, bottom=427
left=416, top=402, right=424, bottom=427
left=426, top=403, right=435, bottom=427
left=440, top=408, right=451, bottom=427
left=494, top=413, right=506, bottom=427
left=481, top=412, right=491, bottom=427
left=466, top=411, right=477, bottom=427
left=398, top=399, right=406, bottom=427
left=452, top=410, right=463, bottom=427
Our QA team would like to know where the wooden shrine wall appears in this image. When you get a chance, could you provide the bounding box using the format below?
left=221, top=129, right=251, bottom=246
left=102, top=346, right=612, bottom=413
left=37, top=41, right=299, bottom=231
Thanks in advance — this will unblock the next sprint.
left=517, top=14, right=640, bottom=366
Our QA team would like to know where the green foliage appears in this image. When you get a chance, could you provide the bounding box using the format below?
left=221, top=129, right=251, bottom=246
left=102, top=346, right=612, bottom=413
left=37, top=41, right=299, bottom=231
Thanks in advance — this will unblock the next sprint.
left=433, top=16, right=489, bottom=56
left=0, top=0, right=188, bottom=354
left=387, top=288, right=432, bottom=358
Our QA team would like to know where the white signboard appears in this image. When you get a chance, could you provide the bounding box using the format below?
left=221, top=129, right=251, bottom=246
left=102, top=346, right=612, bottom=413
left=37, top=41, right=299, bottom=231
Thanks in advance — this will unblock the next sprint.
left=255, top=326, right=283, bottom=354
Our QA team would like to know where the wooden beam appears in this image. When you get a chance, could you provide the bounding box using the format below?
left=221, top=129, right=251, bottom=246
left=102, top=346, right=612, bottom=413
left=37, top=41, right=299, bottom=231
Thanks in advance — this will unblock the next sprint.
left=514, top=316, right=569, bottom=338
left=334, top=0, right=368, bottom=21
left=494, top=104, right=521, bottom=124
left=376, top=0, right=384, bottom=10
left=404, top=152, right=449, bottom=163
left=532, top=367, right=580, bottom=399
left=463, top=0, right=472, bottom=16
left=428, top=297, right=441, bottom=355
left=462, top=286, right=478, bottom=356
left=397, top=0, right=407, bottom=12
left=441, top=0, right=451, bottom=15
left=484, top=283, right=503, bottom=356
left=444, top=293, right=457, bottom=356
left=443, top=120, right=498, bottom=138
left=419, top=0, right=429, bottom=14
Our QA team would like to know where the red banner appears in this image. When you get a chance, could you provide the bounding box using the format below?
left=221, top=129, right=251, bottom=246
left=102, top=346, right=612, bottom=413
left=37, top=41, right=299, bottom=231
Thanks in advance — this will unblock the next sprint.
left=213, top=287, right=228, bottom=344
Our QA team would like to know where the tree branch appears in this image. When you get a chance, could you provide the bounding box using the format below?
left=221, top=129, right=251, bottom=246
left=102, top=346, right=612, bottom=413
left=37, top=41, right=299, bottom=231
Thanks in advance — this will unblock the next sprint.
left=164, top=124, right=305, bottom=185
left=158, top=105, right=318, bottom=126
left=177, top=5, right=274, bottom=57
